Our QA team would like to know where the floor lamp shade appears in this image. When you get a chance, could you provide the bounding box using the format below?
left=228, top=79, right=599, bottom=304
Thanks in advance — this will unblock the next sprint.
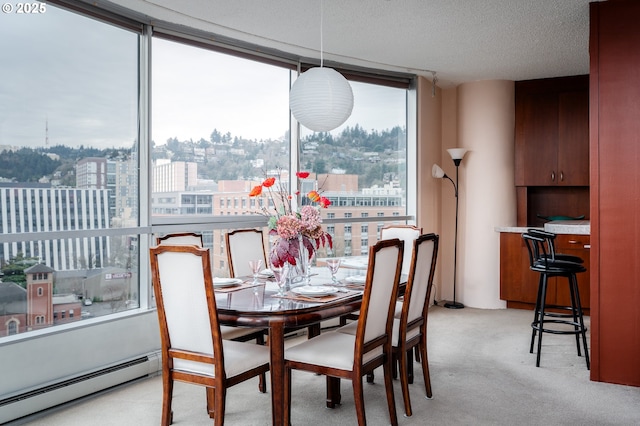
left=289, top=67, right=354, bottom=132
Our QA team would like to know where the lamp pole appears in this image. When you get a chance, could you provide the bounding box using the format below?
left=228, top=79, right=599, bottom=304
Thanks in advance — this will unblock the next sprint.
left=433, top=148, right=467, bottom=309
left=445, top=157, right=464, bottom=309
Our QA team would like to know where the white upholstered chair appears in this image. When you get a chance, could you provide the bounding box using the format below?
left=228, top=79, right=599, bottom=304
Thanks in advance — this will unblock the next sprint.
left=225, top=229, right=268, bottom=278
left=283, top=238, right=404, bottom=426
left=380, top=224, right=422, bottom=276
left=156, top=232, right=267, bottom=391
left=156, top=232, right=203, bottom=247
left=391, top=233, right=439, bottom=416
left=149, top=244, right=270, bottom=425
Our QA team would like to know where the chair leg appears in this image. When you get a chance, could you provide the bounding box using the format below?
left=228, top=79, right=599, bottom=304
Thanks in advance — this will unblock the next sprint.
left=571, top=275, right=590, bottom=369
left=535, top=275, right=549, bottom=367
left=213, top=386, right=226, bottom=426
left=567, top=275, right=582, bottom=356
left=407, top=348, right=414, bottom=384
left=161, top=376, right=174, bottom=426
left=391, top=352, right=398, bottom=379
left=256, top=333, right=267, bottom=393
left=414, top=345, right=421, bottom=363
left=419, top=340, right=433, bottom=398
left=353, top=376, right=368, bottom=426
left=326, top=376, right=341, bottom=408
left=383, top=355, right=399, bottom=426
left=366, top=371, right=375, bottom=383
left=398, top=347, right=413, bottom=417
left=530, top=274, right=544, bottom=353
left=206, top=387, right=215, bottom=419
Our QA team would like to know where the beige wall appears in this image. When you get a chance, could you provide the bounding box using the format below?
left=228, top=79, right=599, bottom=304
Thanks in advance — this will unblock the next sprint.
left=419, top=79, right=516, bottom=309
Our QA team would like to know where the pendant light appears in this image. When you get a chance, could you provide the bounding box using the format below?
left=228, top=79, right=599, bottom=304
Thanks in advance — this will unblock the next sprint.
left=289, top=0, right=354, bottom=132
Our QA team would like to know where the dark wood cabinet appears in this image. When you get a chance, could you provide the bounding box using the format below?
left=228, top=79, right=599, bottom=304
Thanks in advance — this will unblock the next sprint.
left=515, top=75, right=590, bottom=187
left=514, top=75, right=590, bottom=227
left=499, top=232, right=590, bottom=313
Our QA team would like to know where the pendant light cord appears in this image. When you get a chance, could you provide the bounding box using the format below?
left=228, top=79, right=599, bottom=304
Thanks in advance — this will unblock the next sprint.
left=320, top=0, right=324, bottom=67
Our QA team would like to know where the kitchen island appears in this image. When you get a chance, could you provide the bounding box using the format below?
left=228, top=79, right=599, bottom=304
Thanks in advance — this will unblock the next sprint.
left=496, top=221, right=590, bottom=312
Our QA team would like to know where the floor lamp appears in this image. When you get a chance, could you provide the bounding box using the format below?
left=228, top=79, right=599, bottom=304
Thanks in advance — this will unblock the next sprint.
left=432, top=148, right=468, bottom=309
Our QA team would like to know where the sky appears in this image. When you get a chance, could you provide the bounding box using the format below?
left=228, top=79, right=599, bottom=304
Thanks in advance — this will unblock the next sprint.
left=1, top=4, right=405, bottom=151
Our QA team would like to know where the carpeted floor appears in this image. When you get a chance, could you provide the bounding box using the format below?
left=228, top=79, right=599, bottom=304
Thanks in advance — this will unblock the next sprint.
left=13, top=306, right=640, bottom=425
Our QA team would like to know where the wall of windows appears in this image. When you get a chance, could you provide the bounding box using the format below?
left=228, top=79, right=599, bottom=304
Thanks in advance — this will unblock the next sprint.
left=0, top=1, right=414, bottom=421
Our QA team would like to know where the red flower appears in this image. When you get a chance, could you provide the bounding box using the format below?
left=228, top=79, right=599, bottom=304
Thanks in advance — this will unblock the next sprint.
left=249, top=185, right=263, bottom=196
left=262, top=177, right=276, bottom=187
left=319, top=196, right=331, bottom=208
left=296, top=171, right=310, bottom=179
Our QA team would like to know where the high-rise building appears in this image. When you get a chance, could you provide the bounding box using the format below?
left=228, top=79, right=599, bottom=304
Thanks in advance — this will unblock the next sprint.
left=0, top=184, right=111, bottom=271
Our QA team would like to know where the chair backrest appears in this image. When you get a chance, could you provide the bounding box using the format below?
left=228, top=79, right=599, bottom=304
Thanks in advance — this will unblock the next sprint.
left=156, top=232, right=203, bottom=247
left=380, top=225, right=421, bottom=275
left=522, top=232, right=550, bottom=269
left=356, top=238, right=404, bottom=346
left=149, top=244, right=223, bottom=377
left=225, top=229, right=267, bottom=277
left=400, top=233, right=439, bottom=329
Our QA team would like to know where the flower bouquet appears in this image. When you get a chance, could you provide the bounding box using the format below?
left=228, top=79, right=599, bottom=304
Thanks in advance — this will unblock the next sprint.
left=249, top=169, right=332, bottom=270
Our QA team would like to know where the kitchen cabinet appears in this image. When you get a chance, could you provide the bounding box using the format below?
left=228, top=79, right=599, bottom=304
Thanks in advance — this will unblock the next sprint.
left=515, top=75, right=589, bottom=187
left=499, top=232, right=590, bottom=313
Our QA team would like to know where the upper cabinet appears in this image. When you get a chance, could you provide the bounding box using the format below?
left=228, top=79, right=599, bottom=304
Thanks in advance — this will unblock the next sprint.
left=515, top=75, right=589, bottom=186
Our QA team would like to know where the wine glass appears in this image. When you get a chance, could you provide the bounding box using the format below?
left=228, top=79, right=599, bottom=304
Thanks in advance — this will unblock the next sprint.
left=326, top=258, right=342, bottom=285
left=249, top=259, right=263, bottom=284
left=271, top=263, right=287, bottom=296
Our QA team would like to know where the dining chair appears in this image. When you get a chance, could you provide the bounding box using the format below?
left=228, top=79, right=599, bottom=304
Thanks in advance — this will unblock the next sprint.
left=156, top=232, right=204, bottom=247
left=379, top=224, right=423, bottom=364
left=283, top=238, right=404, bottom=426
left=149, top=244, right=271, bottom=425
left=225, top=228, right=268, bottom=278
left=380, top=224, right=422, bottom=276
left=391, top=233, right=439, bottom=416
left=156, top=232, right=268, bottom=392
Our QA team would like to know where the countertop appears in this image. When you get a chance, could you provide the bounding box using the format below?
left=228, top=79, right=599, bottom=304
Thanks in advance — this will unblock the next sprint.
left=495, top=220, right=590, bottom=235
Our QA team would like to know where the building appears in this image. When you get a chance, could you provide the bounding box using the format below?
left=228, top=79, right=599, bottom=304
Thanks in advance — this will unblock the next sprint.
left=152, top=160, right=198, bottom=193
left=0, top=185, right=111, bottom=271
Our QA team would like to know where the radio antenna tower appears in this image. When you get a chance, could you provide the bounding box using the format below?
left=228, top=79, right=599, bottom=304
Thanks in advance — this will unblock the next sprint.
left=45, top=118, right=49, bottom=147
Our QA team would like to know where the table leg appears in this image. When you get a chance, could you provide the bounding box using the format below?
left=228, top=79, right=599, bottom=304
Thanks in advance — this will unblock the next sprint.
left=270, top=322, right=286, bottom=426
left=326, top=376, right=341, bottom=408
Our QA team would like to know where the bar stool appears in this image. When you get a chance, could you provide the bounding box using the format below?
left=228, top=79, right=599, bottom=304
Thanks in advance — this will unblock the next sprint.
left=522, top=232, right=590, bottom=369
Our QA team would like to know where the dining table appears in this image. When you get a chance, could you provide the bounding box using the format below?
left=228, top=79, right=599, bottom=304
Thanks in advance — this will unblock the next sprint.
left=215, top=268, right=367, bottom=426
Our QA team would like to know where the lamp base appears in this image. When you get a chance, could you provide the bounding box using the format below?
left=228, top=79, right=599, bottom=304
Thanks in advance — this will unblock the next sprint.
left=443, top=301, right=465, bottom=309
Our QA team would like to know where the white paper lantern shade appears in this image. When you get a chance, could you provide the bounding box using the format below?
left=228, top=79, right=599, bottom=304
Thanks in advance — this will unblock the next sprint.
left=289, top=67, right=354, bottom=132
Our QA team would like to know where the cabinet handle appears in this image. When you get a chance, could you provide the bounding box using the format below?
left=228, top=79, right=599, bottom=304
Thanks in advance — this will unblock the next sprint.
left=551, top=171, right=555, bottom=181
left=568, top=240, right=579, bottom=244
left=584, top=244, right=591, bottom=249
left=560, top=171, right=564, bottom=181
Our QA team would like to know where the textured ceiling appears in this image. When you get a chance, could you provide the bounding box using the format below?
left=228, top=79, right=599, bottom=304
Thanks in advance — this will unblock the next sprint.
left=101, top=0, right=596, bottom=86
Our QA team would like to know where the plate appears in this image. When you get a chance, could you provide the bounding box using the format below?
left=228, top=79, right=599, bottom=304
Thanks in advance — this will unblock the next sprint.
left=291, top=285, right=337, bottom=297
left=258, top=268, right=275, bottom=278
left=213, top=277, right=243, bottom=288
left=345, top=275, right=367, bottom=284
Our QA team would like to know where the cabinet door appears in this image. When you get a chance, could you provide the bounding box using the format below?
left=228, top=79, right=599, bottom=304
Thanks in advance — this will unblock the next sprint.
left=517, top=92, right=559, bottom=185
left=500, top=233, right=540, bottom=306
left=553, top=234, right=590, bottom=309
left=557, top=91, right=590, bottom=185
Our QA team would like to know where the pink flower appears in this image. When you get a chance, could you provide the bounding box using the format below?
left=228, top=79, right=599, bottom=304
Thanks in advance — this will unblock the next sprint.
left=276, top=215, right=302, bottom=240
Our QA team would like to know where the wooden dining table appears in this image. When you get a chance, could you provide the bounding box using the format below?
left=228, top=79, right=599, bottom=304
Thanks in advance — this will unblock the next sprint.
left=215, top=273, right=365, bottom=426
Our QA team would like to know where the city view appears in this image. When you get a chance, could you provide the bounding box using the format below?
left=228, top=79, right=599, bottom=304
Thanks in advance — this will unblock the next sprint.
left=0, top=3, right=409, bottom=337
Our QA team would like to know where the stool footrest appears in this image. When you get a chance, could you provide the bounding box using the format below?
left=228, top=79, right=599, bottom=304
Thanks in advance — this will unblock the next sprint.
left=532, top=319, right=587, bottom=335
